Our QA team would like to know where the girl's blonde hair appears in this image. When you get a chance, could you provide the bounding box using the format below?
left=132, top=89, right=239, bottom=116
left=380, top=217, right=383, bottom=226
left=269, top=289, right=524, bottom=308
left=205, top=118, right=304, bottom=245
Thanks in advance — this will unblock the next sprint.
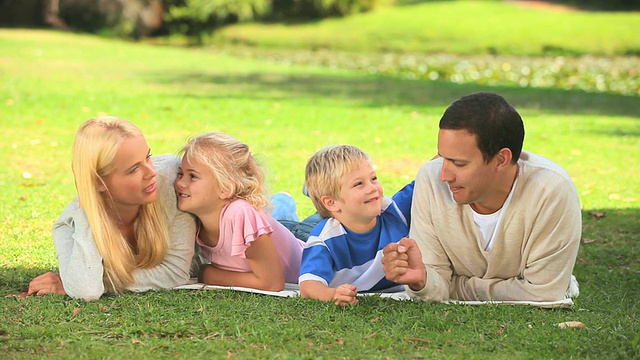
left=179, top=132, right=270, bottom=210
left=72, top=116, right=169, bottom=292
left=305, top=145, right=372, bottom=218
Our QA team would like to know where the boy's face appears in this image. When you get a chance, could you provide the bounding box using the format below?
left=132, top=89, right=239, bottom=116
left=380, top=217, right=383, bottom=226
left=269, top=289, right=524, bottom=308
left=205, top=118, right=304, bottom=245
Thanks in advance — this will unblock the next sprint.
left=324, top=160, right=384, bottom=232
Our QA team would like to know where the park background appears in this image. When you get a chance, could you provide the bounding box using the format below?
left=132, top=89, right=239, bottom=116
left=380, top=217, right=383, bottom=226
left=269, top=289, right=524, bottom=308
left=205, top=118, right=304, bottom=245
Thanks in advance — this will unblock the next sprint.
left=1, top=0, right=639, bottom=358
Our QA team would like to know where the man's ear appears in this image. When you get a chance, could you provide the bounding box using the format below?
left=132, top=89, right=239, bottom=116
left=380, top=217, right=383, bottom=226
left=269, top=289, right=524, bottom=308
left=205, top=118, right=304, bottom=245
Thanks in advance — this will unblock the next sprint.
left=495, top=148, right=513, bottom=171
left=321, top=195, right=340, bottom=213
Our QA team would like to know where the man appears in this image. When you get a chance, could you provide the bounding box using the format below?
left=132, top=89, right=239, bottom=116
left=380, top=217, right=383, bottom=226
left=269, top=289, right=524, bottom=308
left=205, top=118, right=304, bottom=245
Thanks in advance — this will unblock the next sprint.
left=382, top=92, right=581, bottom=302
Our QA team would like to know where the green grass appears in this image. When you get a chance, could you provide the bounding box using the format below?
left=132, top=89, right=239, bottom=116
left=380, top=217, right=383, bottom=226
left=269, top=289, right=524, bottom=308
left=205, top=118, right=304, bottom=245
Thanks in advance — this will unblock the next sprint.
left=1, top=29, right=639, bottom=359
left=208, top=1, right=640, bottom=56
left=177, top=1, right=640, bottom=96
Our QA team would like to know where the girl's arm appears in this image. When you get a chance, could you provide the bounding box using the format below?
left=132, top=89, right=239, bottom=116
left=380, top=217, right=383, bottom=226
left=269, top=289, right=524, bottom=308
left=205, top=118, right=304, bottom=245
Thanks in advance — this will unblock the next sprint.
left=199, top=234, right=285, bottom=291
left=300, top=281, right=359, bottom=306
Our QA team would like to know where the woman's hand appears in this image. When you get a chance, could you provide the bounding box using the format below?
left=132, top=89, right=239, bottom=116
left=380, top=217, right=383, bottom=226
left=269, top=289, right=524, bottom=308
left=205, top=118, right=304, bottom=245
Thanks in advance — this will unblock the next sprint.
left=27, top=271, right=67, bottom=296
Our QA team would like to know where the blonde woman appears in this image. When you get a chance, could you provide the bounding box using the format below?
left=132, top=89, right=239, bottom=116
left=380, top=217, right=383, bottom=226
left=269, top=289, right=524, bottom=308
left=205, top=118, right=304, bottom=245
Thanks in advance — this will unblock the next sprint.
left=175, top=132, right=304, bottom=291
left=28, top=117, right=196, bottom=301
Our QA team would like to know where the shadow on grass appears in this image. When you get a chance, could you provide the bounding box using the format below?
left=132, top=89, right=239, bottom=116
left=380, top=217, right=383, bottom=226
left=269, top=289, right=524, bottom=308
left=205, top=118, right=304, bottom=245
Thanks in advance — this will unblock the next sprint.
left=147, top=71, right=640, bottom=119
left=579, top=207, right=640, bottom=270
left=577, top=207, right=640, bottom=310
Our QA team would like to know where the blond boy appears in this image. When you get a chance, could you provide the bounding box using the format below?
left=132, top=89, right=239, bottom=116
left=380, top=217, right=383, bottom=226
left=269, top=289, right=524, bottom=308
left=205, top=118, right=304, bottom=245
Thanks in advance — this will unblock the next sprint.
left=299, top=145, right=414, bottom=306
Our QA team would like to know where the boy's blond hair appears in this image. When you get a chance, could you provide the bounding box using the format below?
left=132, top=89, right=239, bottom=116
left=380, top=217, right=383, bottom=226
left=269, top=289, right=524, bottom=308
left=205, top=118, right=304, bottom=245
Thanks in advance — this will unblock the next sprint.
left=305, top=145, right=372, bottom=218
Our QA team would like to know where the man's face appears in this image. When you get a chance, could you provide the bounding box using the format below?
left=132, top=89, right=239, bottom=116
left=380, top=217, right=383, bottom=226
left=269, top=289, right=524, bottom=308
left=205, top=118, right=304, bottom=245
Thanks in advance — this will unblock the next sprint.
left=437, top=129, right=500, bottom=211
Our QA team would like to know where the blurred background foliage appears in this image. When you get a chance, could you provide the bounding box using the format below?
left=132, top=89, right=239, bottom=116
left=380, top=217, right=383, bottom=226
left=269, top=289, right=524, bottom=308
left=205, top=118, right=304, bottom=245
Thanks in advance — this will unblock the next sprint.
left=1, top=0, right=638, bottom=97
left=0, top=0, right=381, bottom=42
left=162, top=0, right=272, bottom=44
left=548, top=0, right=638, bottom=10
left=1, top=0, right=638, bottom=44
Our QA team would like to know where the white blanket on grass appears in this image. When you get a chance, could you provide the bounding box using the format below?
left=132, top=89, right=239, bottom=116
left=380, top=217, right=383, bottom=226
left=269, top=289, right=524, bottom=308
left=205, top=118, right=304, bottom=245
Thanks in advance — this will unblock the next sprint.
left=173, top=279, right=574, bottom=308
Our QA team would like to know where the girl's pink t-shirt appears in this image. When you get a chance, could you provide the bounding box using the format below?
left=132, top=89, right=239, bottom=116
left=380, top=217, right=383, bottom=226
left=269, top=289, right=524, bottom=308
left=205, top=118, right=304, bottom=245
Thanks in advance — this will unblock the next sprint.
left=196, top=199, right=305, bottom=284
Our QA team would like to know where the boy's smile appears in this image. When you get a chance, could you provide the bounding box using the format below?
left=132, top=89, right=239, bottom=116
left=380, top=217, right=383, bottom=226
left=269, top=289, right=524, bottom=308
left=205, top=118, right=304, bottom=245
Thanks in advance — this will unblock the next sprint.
left=326, top=160, right=384, bottom=233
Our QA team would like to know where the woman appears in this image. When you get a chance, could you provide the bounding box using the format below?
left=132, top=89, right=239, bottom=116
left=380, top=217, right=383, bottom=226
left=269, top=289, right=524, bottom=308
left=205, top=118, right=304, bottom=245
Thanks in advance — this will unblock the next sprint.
left=28, top=116, right=196, bottom=301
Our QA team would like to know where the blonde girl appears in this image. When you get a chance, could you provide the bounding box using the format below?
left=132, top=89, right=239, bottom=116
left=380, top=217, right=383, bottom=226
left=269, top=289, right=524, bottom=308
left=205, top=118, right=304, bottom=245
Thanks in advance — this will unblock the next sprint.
left=175, top=132, right=304, bottom=291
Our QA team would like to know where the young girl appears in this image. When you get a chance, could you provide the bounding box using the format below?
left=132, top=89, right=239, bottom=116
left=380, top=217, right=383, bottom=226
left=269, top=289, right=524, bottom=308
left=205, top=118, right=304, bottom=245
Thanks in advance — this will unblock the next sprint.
left=175, top=132, right=305, bottom=291
left=28, top=116, right=196, bottom=301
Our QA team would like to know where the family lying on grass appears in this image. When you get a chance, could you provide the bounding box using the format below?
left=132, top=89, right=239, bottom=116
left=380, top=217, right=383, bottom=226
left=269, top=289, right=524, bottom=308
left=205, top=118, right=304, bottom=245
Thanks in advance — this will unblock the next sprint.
left=27, top=92, right=581, bottom=306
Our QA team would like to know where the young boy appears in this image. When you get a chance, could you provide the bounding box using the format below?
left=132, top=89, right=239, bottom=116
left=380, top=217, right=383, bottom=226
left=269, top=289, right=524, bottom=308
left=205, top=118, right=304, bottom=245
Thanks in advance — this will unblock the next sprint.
left=299, top=145, right=414, bottom=306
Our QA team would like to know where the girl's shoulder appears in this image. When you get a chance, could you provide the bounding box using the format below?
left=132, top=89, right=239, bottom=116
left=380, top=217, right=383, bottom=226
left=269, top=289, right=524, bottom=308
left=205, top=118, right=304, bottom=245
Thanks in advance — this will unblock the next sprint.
left=220, top=200, right=272, bottom=236
left=224, top=199, right=261, bottom=216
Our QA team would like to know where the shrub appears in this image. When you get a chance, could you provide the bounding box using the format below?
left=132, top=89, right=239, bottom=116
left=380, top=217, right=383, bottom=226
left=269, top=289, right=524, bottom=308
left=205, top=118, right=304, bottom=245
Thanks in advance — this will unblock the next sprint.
left=163, top=0, right=271, bottom=45
left=547, top=0, right=640, bottom=11
left=59, top=0, right=163, bottom=39
left=270, top=0, right=380, bottom=20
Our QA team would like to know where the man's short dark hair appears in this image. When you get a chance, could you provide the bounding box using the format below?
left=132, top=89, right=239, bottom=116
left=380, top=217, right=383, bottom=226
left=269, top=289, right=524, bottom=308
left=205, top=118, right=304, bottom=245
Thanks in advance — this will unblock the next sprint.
left=439, top=92, right=524, bottom=164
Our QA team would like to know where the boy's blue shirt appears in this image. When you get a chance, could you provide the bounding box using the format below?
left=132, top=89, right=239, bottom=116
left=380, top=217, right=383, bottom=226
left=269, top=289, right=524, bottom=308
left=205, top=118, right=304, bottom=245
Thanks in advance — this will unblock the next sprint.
left=298, top=181, right=414, bottom=292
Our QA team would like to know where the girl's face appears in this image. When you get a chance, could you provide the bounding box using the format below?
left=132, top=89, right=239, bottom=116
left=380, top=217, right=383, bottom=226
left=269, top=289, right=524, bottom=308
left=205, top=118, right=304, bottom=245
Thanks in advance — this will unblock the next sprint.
left=100, top=135, right=157, bottom=215
left=175, top=156, right=228, bottom=217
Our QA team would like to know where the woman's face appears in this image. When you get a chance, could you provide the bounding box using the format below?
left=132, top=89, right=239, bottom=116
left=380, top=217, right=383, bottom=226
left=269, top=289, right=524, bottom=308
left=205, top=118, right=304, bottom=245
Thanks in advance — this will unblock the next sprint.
left=100, top=135, right=158, bottom=215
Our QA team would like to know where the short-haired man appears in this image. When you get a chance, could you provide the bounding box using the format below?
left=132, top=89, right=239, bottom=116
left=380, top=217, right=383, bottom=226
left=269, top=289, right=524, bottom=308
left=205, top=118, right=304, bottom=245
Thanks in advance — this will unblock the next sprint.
left=382, top=92, right=581, bottom=302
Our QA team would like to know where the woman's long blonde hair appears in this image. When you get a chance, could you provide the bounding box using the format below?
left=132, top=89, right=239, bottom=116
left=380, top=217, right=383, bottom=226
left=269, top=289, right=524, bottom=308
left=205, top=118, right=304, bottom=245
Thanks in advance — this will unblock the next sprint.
left=73, top=116, right=169, bottom=292
left=179, top=132, right=270, bottom=210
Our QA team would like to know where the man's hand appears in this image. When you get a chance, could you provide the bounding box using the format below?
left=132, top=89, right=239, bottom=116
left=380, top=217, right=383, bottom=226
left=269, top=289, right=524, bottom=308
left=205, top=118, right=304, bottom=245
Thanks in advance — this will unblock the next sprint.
left=27, top=271, right=67, bottom=296
left=382, top=237, right=427, bottom=291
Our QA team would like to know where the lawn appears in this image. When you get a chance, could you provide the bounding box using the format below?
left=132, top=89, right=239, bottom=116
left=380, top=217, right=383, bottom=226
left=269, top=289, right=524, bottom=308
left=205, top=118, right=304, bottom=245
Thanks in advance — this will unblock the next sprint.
left=174, top=0, right=640, bottom=97
left=1, top=21, right=639, bottom=360
left=209, top=0, right=640, bottom=56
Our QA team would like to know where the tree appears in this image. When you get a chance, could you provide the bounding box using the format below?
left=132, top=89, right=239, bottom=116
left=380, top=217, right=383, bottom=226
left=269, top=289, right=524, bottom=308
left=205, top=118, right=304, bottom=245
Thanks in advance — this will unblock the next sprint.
left=164, top=0, right=271, bottom=45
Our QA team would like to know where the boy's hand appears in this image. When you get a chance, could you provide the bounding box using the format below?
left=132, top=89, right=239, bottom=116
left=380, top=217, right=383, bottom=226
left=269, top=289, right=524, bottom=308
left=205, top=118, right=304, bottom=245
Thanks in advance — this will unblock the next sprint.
left=333, top=284, right=359, bottom=306
left=382, top=238, right=427, bottom=291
